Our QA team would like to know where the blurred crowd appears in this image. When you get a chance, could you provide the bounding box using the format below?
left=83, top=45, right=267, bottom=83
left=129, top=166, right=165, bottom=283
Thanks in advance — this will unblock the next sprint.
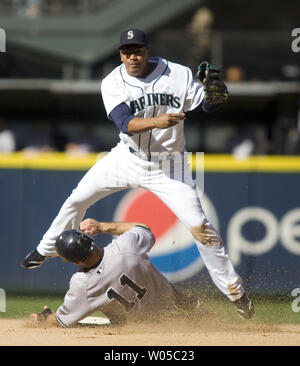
left=0, top=2, right=299, bottom=157
left=3, top=116, right=299, bottom=158
left=2, top=115, right=300, bottom=157
left=2, top=0, right=108, bottom=18
left=0, top=117, right=112, bottom=155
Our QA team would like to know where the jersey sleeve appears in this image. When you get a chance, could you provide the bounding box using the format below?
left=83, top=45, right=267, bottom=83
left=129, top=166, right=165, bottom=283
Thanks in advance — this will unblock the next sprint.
left=109, top=102, right=135, bottom=134
left=115, top=226, right=156, bottom=255
left=183, top=68, right=205, bottom=112
left=55, top=273, right=92, bottom=327
left=101, top=73, right=128, bottom=118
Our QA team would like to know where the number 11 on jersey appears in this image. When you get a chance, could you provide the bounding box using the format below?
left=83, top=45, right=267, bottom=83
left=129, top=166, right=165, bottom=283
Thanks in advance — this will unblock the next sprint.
left=107, top=274, right=147, bottom=312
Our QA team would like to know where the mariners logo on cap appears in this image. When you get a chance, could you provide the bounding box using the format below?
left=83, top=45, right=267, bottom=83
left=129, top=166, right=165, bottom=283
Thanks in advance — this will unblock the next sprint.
left=113, top=188, right=219, bottom=284
left=127, top=30, right=134, bottom=39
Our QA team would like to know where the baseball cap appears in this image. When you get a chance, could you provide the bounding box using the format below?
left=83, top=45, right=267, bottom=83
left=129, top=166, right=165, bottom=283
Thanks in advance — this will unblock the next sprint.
left=119, top=29, right=149, bottom=49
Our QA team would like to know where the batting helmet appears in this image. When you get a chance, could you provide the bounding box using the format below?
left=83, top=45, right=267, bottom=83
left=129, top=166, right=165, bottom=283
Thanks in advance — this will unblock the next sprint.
left=55, top=229, right=95, bottom=262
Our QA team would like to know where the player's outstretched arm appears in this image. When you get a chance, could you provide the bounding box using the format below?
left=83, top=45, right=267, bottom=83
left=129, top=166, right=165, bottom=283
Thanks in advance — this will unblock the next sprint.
left=80, top=218, right=150, bottom=236
left=127, top=113, right=186, bottom=134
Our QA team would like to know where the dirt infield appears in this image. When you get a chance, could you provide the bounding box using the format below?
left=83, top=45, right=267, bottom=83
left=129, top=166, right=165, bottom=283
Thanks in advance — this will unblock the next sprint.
left=1, top=318, right=300, bottom=346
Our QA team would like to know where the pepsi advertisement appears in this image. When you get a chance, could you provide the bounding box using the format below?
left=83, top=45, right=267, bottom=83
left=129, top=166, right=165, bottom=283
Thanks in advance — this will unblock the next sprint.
left=0, top=164, right=300, bottom=294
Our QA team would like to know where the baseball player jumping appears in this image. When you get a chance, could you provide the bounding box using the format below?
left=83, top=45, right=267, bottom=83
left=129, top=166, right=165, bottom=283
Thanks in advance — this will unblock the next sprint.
left=22, top=28, right=254, bottom=320
left=31, top=219, right=200, bottom=327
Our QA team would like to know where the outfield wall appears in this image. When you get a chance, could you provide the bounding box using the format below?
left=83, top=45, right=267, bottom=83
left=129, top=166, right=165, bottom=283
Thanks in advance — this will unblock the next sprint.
left=0, top=153, right=299, bottom=295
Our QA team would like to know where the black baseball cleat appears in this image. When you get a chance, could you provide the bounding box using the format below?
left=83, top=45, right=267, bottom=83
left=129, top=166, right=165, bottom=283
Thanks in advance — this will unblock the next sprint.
left=234, top=294, right=254, bottom=319
left=21, top=250, right=47, bottom=269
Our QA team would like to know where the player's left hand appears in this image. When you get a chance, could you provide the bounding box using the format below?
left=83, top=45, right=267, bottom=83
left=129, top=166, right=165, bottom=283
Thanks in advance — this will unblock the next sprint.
left=80, top=218, right=102, bottom=236
left=195, top=62, right=229, bottom=105
left=30, top=305, right=52, bottom=322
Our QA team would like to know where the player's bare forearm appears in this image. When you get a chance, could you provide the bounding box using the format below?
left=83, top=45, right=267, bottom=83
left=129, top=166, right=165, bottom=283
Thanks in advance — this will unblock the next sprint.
left=80, top=218, right=150, bottom=236
left=127, top=117, right=157, bottom=133
left=127, top=113, right=186, bottom=134
left=100, top=222, right=150, bottom=235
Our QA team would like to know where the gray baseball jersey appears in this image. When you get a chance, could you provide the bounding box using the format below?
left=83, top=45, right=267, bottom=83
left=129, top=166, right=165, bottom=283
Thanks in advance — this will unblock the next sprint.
left=56, top=226, right=176, bottom=327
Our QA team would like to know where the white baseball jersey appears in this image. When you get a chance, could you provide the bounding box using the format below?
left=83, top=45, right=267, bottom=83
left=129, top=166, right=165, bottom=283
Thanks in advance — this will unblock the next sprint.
left=56, top=226, right=176, bottom=327
left=101, top=57, right=205, bottom=155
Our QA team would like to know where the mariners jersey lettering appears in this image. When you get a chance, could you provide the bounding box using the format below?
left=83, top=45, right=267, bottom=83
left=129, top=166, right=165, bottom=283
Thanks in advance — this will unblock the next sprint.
left=101, top=57, right=205, bottom=154
left=130, top=93, right=181, bottom=113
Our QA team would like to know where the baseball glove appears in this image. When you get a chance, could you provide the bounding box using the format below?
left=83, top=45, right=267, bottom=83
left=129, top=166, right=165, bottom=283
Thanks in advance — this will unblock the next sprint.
left=195, top=61, right=229, bottom=105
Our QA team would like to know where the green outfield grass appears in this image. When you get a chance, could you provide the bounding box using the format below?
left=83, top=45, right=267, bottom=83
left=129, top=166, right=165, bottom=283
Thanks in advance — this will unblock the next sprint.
left=0, top=294, right=64, bottom=319
left=207, top=295, right=300, bottom=325
left=1, top=291, right=299, bottom=325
